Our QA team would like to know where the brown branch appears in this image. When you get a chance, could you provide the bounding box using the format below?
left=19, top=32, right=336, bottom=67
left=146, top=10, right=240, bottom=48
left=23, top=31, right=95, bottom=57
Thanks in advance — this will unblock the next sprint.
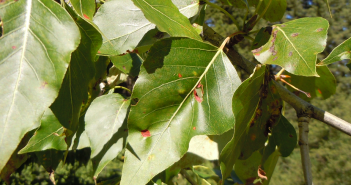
left=201, top=24, right=351, bottom=136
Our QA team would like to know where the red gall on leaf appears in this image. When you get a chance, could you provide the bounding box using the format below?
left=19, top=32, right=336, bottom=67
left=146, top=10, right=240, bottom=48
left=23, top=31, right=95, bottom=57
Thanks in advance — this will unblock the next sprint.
left=83, top=14, right=90, bottom=20
left=141, top=130, right=150, bottom=137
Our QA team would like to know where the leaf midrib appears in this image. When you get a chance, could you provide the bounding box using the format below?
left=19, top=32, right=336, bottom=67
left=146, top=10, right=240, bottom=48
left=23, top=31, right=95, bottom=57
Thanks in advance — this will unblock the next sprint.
left=129, top=48, right=223, bottom=183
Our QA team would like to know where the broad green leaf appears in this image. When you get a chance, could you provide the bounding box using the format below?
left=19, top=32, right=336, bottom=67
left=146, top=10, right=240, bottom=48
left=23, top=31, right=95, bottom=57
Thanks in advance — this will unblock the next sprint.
left=251, top=27, right=272, bottom=50
left=121, top=38, right=241, bottom=185
left=250, top=0, right=286, bottom=22
left=320, top=37, right=351, bottom=65
left=94, top=0, right=201, bottom=55
left=110, top=53, right=143, bottom=77
left=132, top=0, right=201, bottom=41
left=220, top=65, right=267, bottom=179
left=188, top=135, right=219, bottom=160
left=70, top=0, right=96, bottom=20
left=271, top=115, right=297, bottom=157
left=19, top=109, right=67, bottom=154
left=35, top=150, right=63, bottom=172
left=70, top=114, right=91, bottom=150
left=284, top=65, right=336, bottom=101
left=0, top=131, right=33, bottom=183
left=85, top=94, right=130, bottom=178
left=0, top=0, right=80, bottom=171
left=253, top=18, right=329, bottom=76
left=50, top=7, right=102, bottom=148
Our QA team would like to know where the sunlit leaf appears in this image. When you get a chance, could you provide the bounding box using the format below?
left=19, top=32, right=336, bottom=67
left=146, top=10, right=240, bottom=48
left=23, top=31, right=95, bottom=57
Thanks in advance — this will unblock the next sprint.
left=284, top=65, right=336, bottom=101
left=50, top=6, right=102, bottom=148
left=132, top=0, right=201, bottom=40
left=0, top=0, right=80, bottom=171
left=121, top=38, right=241, bottom=185
left=320, top=37, right=351, bottom=65
left=251, top=27, right=272, bottom=50
left=94, top=0, right=202, bottom=55
left=70, top=0, right=96, bottom=20
left=253, top=18, right=329, bottom=76
left=19, top=109, right=67, bottom=154
left=85, top=94, right=130, bottom=178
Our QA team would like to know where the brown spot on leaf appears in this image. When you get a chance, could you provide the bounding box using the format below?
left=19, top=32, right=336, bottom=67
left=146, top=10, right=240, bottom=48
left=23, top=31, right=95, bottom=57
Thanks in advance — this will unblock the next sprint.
left=318, top=89, right=322, bottom=94
left=289, top=134, right=293, bottom=138
left=258, top=166, right=268, bottom=180
left=317, top=28, right=323, bottom=32
left=289, top=52, right=293, bottom=56
left=273, top=57, right=278, bottom=61
left=252, top=47, right=263, bottom=54
left=178, top=73, right=182, bottom=78
left=280, top=24, right=286, bottom=27
left=192, top=127, right=196, bottom=130
left=123, top=66, right=126, bottom=70
left=141, top=130, right=150, bottom=137
left=291, top=33, right=299, bottom=37
left=40, top=81, right=48, bottom=88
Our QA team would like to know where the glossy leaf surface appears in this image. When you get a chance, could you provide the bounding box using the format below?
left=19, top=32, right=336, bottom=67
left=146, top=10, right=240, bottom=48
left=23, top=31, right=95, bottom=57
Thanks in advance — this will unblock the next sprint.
left=320, top=37, right=351, bottom=65
left=50, top=8, right=102, bottom=147
left=121, top=38, right=241, bottom=185
left=132, top=0, right=201, bottom=40
left=0, top=0, right=80, bottom=171
left=284, top=65, right=336, bottom=101
left=85, top=94, right=130, bottom=178
left=19, top=109, right=67, bottom=154
left=110, top=53, right=143, bottom=77
left=253, top=18, right=329, bottom=76
left=94, top=0, right=201, bottom=55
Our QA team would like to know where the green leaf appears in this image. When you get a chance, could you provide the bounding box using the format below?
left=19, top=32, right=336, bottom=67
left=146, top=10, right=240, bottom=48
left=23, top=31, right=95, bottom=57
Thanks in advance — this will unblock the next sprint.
left=0, top=0, right=80, bottom=171
left=132, top=0, right=201, bottom=41
left=271, top=115, right=297, bottom=157
left=85, top=94, right=130, bottom=178
left=110, top=53, right=143, bottom=77
left=94, top=0, right=202, bottom=55
left=70, top=0, right=96, bottom=20
left=97, top=177, right=121, bottom=185
left=0, top=131, right=33, bottom=183
left=253, top=18, right=329, bottom=76
left=251, top=0, right=286, bottom=22
left=220, top=65, right=283, bottom=180
left=19, top=109, right=67, bottom=154
left=35, top=150, right=64, bottom=173
left=320, top=37, right=351, bottom=65
left=251, top=27, right=272, bottom=50
left=121, top=38, right=241, bottom=185
left=284, top=65, right=336, bottom=101
left=50, top=7, right=102, bottom=147
left=347, top=62, right=351, bottom=71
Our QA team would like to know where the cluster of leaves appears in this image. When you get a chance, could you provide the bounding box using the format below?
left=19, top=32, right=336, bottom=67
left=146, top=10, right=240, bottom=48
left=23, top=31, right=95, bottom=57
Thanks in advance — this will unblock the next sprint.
left=0, top=0, right=351, bottom=184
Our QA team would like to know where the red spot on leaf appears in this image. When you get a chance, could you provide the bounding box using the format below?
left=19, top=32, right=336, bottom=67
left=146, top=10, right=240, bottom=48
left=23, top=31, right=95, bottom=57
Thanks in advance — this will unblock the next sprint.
left=123, top=66, right=126, bottom=70
left=255, top=53, right=260, bottom=56
left=12, top=46, right=16, bottom=49
left=40, top=81, right=48, bottom=88
left=318, top=89, right=322, bottom=94
left=250, top=134, right=256, bottom=141
left=317, top=28, right=323, bottom=32
left=194, top=82, right=204, bottom=103
left=192, top=127, right=196, bottom=130
left=194, top=90, right=202, bottom=103
left=98, top=51, right=101, bottom=54
left=141, top=130, right=150, bottom=137
left=178, top=73, right=182, bottom=78
left=83, top=14, right=90, bottom=20
left=289, top=134, right=293, bottom=138
left=291, top=33, right=299, bottom=37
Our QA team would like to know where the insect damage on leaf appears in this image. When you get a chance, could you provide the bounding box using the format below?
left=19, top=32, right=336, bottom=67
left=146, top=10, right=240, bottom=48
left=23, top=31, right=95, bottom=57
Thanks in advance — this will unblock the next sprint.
left=194, top=82, right=204, bottom=103
left=141, top=130, right=150, bottom=137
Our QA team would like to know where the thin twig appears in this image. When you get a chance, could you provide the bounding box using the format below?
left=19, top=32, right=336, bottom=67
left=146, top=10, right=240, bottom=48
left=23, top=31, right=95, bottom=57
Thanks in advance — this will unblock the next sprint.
left=203, top=0, right=241, bottom=30
left=298, top=116, right=313, bottom=185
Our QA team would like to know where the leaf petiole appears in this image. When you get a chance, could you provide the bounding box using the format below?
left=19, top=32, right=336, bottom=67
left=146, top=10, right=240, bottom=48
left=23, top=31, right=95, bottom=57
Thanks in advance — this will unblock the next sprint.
left=114, top=86, right=132, bottom=94
left=280, top=78, right=311, bottom=98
